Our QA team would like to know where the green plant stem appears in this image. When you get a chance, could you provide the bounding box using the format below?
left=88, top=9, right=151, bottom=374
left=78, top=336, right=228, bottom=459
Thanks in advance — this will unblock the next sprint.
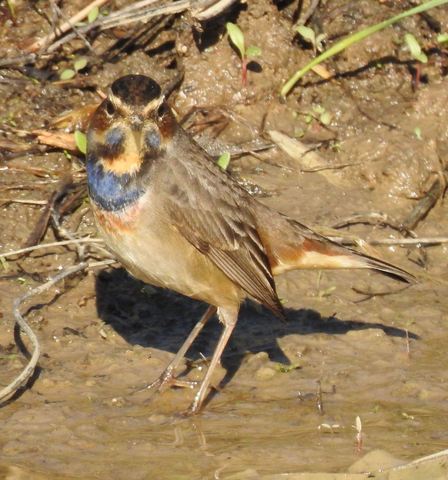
left=281, top=0, right=448, bottom=97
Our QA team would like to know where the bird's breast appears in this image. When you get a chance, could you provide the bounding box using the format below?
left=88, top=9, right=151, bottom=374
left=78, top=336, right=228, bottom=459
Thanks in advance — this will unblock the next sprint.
left=86, top=156, right=147, bottom=212
left=91, top=200, right=142, bottom=235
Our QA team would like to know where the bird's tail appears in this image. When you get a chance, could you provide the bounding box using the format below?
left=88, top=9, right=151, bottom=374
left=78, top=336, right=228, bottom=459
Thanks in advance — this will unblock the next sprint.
left=256, top=210, right=415, bottom=283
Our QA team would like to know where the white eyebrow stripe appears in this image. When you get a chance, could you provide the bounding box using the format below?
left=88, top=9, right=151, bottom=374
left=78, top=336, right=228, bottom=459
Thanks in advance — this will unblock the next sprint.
left=142, top=96, right=164, bottom=116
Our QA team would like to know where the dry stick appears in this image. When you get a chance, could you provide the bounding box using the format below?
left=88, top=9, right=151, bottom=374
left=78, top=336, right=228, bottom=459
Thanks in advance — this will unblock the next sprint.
left=43, top=0, right=237, bottom=54
left=45, top=0, right=190, bottom=53
left=0, top=238, right=104, bottom=259
left=27, top=0, right=109, bottom=52
left=323, top=233, right=448, bottom=248
left=49, top=0, right=96, bottom=54
left=332, top=212, right=410, bottom=234
left=0, top=199, right=48, bottom=205
left=402, top=176, right=444, bottom=231
left=193, top=0, right=239, bottom=21
left=0, top=260, right=115, bottom=404
left=296, top=0, right=321, bottom=26
left=22, top=191, right=57, bottom=249
left=369, top=237, right=448, bottom=246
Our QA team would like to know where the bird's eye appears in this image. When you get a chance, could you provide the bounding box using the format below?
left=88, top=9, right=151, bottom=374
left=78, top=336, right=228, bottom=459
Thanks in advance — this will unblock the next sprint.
left=157, top=102, right=168, bottom=118
left=105, top=101, right=116, bottom=116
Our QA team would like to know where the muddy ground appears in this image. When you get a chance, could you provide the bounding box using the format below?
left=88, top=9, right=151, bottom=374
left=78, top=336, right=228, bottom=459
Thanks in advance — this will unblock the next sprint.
left=0, top=1, right=447, bottom=479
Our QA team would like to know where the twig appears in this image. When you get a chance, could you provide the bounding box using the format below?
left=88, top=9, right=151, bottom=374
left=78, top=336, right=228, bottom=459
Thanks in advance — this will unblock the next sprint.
left=402, top=176, right=444, bottom=231
left=1, top=238, right=104, bottom=259
left=27, top=0, right=109, bottom=52
left=22, top=191, right=58, bottom=249
left=33, top=0, right=239, bottom=55
left=369, top=237, right=448, bottom=246
left=192, top=0, right=239, bottom=21
left=49, top=0, right=96, bottom=54
left=301, top=162, right=359, bottom=173
left=296, top=0, right=321, bottom=26
left=0, top=199, right=48, bottom=205
left=0, top=260, right=115, bottom=404
left=332, top=212, right=411, bottom=235
left=353, top=284, right=410, bottom=303
left=45, top=0, right=190, bottom=53
left=0, top=53, right=38, bottom=68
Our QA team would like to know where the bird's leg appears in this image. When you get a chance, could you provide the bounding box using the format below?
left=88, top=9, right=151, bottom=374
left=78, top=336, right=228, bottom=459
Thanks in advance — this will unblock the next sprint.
left=144, top=305, right=217, bottom=391
left=188, top=306, right=238, bottom=414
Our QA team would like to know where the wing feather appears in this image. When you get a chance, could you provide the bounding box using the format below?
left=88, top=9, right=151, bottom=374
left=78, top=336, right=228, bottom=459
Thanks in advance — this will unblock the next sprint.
left=162, top=148, right=284, bottom=318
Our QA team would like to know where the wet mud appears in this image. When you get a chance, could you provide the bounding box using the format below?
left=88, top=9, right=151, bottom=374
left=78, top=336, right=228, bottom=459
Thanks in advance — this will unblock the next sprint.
left=0, top=1, right=447, bottom=478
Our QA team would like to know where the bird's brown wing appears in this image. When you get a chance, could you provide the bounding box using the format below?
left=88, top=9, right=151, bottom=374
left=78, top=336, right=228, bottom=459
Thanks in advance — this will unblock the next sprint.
left=163, top=153, right=284, bottom=318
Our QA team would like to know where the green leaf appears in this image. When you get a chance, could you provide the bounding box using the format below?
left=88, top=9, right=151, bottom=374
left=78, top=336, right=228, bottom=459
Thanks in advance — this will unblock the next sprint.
left=217, top=152, right=231, bottom=170
left=226, top=22, right=245, bottom=59
left=281, top=0, right=448, bottom=96
left=6, top=0, right=15, bottom=18
left=414, top=126, right=422, bottom=140
left=88, top=5, right=99, bottom=23
left=404, top=33, right=427, bottom=63
left=60, top=69, right=75, bottom=80
left=296, top=25, right=316, bottom=45
left=74, top=57, right=88, bottom=72
left=246, top=45, right=261, bottom=58
left=275, top=363, right=301, bottom=373
left=0, top=256, right=8, bottom=272
left=437, top=33, right=448, bottom=44
left=319, top=111, right=332, bottom=126
left=74, top=130, right=87, bottom=154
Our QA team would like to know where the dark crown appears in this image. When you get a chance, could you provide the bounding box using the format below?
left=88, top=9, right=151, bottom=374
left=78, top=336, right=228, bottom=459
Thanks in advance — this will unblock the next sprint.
left=111, top=75, right=161, bottom=106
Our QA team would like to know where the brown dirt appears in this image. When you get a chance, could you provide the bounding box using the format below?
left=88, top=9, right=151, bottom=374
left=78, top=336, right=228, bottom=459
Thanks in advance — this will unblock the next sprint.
left=0, top=1, right=448, bottom=479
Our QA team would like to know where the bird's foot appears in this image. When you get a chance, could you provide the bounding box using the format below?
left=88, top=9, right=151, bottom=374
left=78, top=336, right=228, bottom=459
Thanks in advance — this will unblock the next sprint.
left=138, top=366, right=197, bottom=393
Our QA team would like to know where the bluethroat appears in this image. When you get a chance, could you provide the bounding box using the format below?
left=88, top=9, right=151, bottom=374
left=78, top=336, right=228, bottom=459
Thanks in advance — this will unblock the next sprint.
left=86, top=74, right=414, bottom=414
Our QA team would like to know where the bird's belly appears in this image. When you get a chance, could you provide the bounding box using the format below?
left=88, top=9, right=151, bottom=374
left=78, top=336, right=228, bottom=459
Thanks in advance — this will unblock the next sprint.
left=92, top=202, right=242, bottom=308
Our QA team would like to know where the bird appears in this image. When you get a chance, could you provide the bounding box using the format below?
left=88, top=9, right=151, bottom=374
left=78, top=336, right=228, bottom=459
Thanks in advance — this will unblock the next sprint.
left=86, top=74, right=414, bottom=414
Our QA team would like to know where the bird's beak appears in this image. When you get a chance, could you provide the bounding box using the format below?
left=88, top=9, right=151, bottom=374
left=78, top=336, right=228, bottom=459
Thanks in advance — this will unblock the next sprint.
left=128, top=115, right=144, bottom=153
left=129, top=114, right=143, bottom=131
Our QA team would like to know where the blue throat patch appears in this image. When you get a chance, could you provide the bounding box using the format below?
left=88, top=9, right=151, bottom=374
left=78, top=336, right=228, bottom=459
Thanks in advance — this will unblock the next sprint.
left=86, top=155, right=144, bottom=211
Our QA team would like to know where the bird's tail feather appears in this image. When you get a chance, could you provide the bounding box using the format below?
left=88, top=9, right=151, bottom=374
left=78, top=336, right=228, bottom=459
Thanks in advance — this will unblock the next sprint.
left=260, top=216, right=415, bottom=283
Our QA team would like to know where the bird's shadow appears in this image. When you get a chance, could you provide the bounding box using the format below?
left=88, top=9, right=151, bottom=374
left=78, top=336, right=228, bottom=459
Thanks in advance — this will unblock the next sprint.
left=95, top=268, right=417, bottom=399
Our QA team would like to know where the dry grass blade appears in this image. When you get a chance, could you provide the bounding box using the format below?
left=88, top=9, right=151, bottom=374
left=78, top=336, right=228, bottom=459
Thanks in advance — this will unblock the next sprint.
left=268, top=130, right=344, bottom=186
left=32, top=129, right=77, bottom=151
left=1, top=238, right=104, bottom=259
left=192, top=0, right=239, bottom=21
left=26, top=0, right=109, bottom=52
left=369, top=237, right=448, bottom=246
left=22, top=192, right=57, bottom=249
left=51, top=103, right=101, bottom=131
left=28, top=0, right=240, bottom=56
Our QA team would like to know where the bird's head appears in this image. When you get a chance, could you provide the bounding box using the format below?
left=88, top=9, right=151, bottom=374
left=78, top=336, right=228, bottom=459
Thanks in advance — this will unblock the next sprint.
left=87, top=74, right=175, bottom=176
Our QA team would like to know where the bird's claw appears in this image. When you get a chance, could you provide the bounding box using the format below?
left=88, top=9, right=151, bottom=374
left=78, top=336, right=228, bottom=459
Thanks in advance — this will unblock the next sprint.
left=137, top=367, right=198, bottom=394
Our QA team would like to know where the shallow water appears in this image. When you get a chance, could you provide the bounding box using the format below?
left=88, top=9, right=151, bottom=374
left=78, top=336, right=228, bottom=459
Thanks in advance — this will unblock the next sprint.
left=1, top=1, right=448, bottom=478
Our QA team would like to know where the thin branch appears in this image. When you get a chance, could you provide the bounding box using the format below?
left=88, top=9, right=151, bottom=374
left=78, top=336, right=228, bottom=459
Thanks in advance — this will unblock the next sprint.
left=0, top=259, right=115, bottom=404
left=0, top=199, right=48, bottom=205
left=1, top=238, right=104, bottom=259
left=31, top=0, right=238, bottom=55
left=301, top=162, right=359, bottom=173
left=296, top=0, right=321, bottom=26
left=27, top=0, right=109, bottom=52
left=402, top=176, right=444, bottom=231
left=192, top=0, right=239, bottom=21
left=369, top=237, right=448, bottom=246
